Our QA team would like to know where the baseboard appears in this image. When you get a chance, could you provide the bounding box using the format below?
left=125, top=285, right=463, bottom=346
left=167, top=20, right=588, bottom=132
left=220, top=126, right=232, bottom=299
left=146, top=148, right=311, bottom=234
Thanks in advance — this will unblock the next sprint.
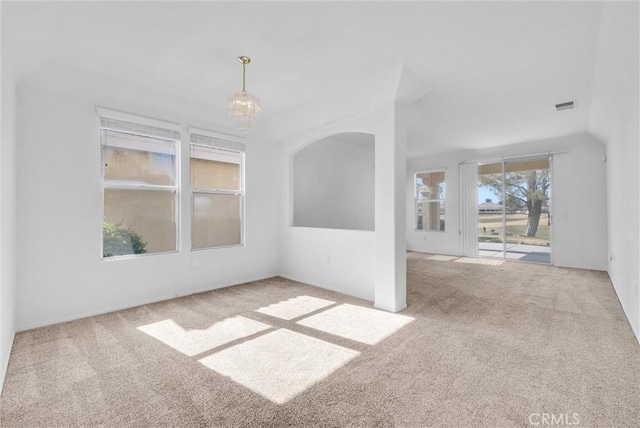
left=406, top=248, right=462, bottom=257
left=16, top=273, right=278, bottom=332
left=0, top=330, right=16, bottom=396
left=608, top=274, right=640, bottom=345
left=374, top=302, right=408, bottom=313
left=277, top=273, right=374, bottom=303
left=553, top=260, right=607, bottom=272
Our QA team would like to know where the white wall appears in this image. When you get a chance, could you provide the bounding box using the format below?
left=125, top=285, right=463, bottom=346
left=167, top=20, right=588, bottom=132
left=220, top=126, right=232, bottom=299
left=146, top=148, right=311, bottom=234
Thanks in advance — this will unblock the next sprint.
left=15, top=82, right=279, bottom=330
left=279, top=116, right=377, bottom=301
left=279, top=102, right=408, bottom=309
left=279, top=226, right=376, bottom=300
left=589, top=1, right=639, bottom=341
left=407, top=133, right=608, bottom=271
left=374, top=102, right=407, bottom=312
left=0, top=68, right=18, bottom=393
left=406, top=164, right=461, bottom=256
left=552, top=142, right=607, bottom=270
left=293, top=134, right=374, bottom=231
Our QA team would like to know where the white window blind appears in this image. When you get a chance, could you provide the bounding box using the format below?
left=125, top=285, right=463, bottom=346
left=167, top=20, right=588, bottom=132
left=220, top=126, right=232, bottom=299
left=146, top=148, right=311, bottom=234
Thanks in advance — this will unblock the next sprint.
left=190, top=133, right=245, bottom=153
left=100, top=117, right=180, bottom=141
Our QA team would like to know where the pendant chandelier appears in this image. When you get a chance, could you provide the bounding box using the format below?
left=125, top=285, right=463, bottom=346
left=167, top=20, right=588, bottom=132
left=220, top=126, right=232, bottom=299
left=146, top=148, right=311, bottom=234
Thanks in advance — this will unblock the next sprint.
left=228, top=56, right=261, bottom=133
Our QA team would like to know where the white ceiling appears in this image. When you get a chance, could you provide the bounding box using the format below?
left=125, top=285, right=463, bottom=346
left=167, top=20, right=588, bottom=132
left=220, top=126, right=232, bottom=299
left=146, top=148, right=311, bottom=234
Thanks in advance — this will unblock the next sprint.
left=2, top=1, right=604, bottom=157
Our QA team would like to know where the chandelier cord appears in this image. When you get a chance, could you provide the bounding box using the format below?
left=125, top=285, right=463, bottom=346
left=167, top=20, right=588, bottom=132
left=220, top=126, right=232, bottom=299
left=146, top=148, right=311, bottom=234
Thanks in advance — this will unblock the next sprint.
left=242, top=63, right=246, bottom=92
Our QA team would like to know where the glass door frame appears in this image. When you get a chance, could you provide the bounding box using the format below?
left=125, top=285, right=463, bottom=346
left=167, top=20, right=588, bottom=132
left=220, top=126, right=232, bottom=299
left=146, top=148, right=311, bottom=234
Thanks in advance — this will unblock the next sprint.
left=476, top=155, right=553, bottom=264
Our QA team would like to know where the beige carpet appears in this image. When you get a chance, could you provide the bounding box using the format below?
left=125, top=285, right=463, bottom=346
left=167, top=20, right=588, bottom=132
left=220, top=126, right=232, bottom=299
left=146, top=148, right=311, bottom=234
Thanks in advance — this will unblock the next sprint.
left=1, top=253, right=639, bottom=427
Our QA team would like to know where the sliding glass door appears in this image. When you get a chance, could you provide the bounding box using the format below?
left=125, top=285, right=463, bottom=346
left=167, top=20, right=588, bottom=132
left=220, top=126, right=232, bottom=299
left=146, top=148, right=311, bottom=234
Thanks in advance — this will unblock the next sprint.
left=477, top=157, right=551, bottom=263
left=478, top=162, right=506, bottom=259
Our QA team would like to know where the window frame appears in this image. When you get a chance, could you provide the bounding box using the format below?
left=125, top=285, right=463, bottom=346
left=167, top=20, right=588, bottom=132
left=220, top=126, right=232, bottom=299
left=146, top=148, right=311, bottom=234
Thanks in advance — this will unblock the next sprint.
left=99, top=112, right=181, bottom=260
left=189, top=132, right=246, bottom=251
left=414, top=169, right=446, bottom=232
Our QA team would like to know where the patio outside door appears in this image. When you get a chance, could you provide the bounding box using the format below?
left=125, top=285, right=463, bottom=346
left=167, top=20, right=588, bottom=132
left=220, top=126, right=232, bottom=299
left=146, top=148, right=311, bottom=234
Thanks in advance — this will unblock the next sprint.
left=477, top=157, right=551, bottom=263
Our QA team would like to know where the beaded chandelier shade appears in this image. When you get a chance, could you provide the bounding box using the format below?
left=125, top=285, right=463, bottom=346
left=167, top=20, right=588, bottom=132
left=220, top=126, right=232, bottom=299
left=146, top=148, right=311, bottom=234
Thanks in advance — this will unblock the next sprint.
left=228, top=56, right=261, bottom=133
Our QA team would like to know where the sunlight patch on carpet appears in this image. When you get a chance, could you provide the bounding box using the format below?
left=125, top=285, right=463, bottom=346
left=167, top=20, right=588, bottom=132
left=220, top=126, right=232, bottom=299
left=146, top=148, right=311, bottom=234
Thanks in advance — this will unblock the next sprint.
left=255, top=295, right=335, bottom=320
left=296, top=304, right=415, bottom=345
left=137, top=316, right=271, bottom=356
left=454, top=257, right=505, bottom=266
left=428, top=254, right=459, bottom=261
left=199, top=328, right=359, bottom=404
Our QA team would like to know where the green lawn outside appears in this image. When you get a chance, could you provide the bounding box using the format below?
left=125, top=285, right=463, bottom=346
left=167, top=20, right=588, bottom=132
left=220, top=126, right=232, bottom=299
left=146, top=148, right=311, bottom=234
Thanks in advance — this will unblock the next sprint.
left=478, top=216, right=506, bottom=224
left=478, top=214, right=550, bottom=246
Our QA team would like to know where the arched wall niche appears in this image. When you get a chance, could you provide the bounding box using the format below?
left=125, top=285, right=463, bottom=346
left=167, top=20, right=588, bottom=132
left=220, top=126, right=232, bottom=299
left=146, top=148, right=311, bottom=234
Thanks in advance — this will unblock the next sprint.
left=292, top=132, right=375, bottom=231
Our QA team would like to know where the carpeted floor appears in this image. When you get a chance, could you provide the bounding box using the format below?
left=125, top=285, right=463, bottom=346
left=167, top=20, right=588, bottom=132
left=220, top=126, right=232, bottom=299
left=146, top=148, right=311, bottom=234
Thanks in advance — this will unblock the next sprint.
left=1, top=253, right=639, bottom=427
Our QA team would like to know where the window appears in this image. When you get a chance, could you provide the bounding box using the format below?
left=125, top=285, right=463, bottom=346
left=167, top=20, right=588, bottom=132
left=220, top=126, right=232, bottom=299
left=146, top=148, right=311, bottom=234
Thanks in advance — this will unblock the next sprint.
left=415, top=170, right=445, bottom=231
left=100, top=115, right=180, bottom=258
left=190, top=132, right=245, bottom=249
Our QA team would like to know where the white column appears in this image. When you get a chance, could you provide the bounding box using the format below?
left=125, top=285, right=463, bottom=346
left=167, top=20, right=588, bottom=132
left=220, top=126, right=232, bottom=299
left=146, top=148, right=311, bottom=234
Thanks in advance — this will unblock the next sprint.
left=461, top=162, right=479, bottom=257
left=374, top=102, right=407, bottom=312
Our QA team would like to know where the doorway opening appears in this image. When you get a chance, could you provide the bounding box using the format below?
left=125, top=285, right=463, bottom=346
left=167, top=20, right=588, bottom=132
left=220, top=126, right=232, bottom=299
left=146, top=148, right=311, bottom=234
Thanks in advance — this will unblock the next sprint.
left=477, top=157, right=551, bottom=263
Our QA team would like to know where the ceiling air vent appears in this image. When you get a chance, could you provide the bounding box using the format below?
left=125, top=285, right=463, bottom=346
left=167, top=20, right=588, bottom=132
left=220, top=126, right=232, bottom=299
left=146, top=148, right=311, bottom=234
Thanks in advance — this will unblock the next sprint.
left=555, top=100, right=575, bottom=111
